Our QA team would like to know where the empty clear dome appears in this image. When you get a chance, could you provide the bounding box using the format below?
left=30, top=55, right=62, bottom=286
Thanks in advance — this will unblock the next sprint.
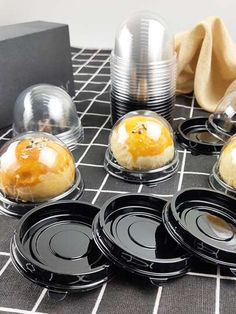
left=0, top=132, right=83, bottom=217
left=113, top=11, right=174, bottom=63
left=104, top=110, right=179, bottom=183
left=13, top=84, right=84, bottom=150
left=209, top=134, right=236, bottom=196
left=207, top=91, right=236, bottom=142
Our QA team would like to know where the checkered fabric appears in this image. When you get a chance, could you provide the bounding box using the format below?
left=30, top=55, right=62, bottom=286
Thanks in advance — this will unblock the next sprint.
left=0, top=47, right=234, bottom=314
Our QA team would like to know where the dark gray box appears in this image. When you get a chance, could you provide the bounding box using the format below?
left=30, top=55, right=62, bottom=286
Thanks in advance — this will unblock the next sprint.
left=0, top=20, right=75, bottom=129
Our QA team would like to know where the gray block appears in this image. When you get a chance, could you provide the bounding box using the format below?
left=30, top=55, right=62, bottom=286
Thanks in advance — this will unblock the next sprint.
left=0, top=20, right=75, bottom=129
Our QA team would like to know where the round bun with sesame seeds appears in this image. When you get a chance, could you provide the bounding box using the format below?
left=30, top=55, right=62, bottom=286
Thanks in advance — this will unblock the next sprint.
left=110, top=114, right=175, bottom=171
left=0, top=133, right=75, bottom=202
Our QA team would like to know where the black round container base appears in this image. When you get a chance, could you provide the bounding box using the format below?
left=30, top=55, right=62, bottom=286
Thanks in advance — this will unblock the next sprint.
left=92, top=194, right=191, bottom=284
left=110, top=94, right=175, bottom=121
left=163, top=188, right=236, bottom=269
left=0, top=169, right=84, bottom=218
left=206, top=115, right=235, bottom=142
left=111, top=103, right=174, bottom=115
left=110, top=100, right=175, bottom=108
left=10, top=201, right=114, bottom=294
left=104, top=148, right=179, bottom=185
left=209, top=163, right=236, bottom=198
left=176, top=117, right=224, bottom=155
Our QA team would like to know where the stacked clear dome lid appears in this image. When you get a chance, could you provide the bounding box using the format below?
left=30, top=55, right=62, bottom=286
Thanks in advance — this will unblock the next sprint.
left=113, top=11, right=174, bottom=63
left=111, top=11, right=176, bottom=125
left=207, top=91, right=236, bottom=142
left=104, top=110, right=179, bottom=184
left=12, top=84, right=84, bottom=150
left=0, top=132, right=83, bottom=217
left=209, top=134, right=236, bottom=196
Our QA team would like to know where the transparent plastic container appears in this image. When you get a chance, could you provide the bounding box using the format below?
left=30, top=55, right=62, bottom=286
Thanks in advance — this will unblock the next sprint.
left=104, top=110, right=179, bottom=184
left=209, top=134, right=236, bottom=197
left=13, top=84, right=84, bottom=150
left=207, top=91, right=236, bottom=142
left=111, top=11, right=176, bottom=125
left=0, top=132, right=83, bottom=217
left=114, top=11, right=174, bottom=63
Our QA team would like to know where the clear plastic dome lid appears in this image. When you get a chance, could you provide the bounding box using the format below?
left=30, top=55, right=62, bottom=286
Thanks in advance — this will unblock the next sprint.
left=113, top=11, right=174, bottom=63
left=109, top=110, right=176, bottom=171
left=0, top=132, right=76, bottom=203
left=13, top=84, right=83, bottom=150
left=207, top=91, right=236, bottom=142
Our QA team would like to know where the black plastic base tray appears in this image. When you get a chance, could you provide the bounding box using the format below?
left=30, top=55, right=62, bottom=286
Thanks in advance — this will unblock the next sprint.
left=163, top=188, right=236, bottom=271
left=10, top=201, right=114, bottom=295
left=104, top=149, right=179, bottom=186
left=93, top=194, right=191, bottom=285
left=176, top=117, right=224, bottom=155
left=206, top=115, right=236, bottom=142
left=0, top=169, right=84, bottom=218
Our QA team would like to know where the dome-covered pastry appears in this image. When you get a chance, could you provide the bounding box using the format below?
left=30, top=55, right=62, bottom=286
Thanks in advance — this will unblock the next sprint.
left=218, top=135, right=236, bottom=189
left=110, top=111, right=175, bottom=171
left=0, top=132, right=75, bottom=202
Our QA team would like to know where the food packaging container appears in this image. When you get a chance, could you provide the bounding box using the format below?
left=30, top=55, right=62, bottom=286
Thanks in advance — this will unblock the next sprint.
left=0, top=132, right=83, bottom=217
left=176, top=91, right=236, bottom=155
left=10, top=188, right=236, bottom=298
left=163, top=188, right=236, bottom=270
left=206, top=91, right=236, bottom=142
left=11, top=201, right=114, bottom=299
left=176, top=117, right=224, bottom=155
left=111, top=11, right=176, bottom=124
left=13, top=84, right=84, bottom=150
left=92, top=194, right=191, bottom=284
left=209, top=134, right=236, bottom=197
left=104, top=110, right=179, bottom=184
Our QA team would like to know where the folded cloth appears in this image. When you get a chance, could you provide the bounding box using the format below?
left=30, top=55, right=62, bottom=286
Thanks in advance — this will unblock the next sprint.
left=175, top=16, right=236, bottom=112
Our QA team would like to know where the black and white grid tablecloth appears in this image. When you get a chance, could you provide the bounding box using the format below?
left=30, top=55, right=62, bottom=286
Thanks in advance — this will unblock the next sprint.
left=0, top=47, right=235, bottom=314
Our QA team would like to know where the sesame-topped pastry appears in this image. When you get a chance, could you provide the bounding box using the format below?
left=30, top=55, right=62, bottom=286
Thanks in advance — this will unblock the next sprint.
left=0, top=133, right=75, bottom=202
left=110, top=114, right=174, bottom=171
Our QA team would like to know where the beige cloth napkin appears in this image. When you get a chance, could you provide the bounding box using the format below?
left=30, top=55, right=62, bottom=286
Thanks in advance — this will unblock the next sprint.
left=175, top=16, right=236, bottom=112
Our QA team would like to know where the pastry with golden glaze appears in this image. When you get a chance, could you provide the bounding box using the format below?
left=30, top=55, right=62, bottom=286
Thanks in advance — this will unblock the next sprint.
left=219, top=136, right=236, bottom=189
left=110, top=115, right=174, bottom=170
left=0, top=135, right=75, bottom=202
